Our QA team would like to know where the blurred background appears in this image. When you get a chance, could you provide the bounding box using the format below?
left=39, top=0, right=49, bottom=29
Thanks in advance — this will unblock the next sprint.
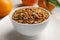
left=0, top=0, right=60, bottom=20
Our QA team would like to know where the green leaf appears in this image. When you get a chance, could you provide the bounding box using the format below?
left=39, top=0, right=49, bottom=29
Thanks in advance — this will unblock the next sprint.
left=48, top=0, right=60, bottom=7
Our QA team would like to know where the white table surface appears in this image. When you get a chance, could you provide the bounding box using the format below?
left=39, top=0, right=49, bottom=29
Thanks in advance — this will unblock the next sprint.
left=0, top=0, right=60, bottom=40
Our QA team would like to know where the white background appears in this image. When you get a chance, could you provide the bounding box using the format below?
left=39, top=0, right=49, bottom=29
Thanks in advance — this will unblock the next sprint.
left=0, top=0, right=60, bottom=40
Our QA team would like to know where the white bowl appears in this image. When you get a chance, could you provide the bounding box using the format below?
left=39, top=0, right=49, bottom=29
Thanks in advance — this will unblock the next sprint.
left=9, top=6, right=51, bottom=36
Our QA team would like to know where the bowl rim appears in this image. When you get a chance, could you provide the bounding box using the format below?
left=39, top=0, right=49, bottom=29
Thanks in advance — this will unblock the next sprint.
left=9, top=6, right=51, bottom=26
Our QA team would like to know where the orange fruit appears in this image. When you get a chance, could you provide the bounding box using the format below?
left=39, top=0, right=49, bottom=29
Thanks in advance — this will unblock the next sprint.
left=38, top=0, right=47, bottom=8
left=47, top=2, right=55, bottom=11
left=0, top=0, right=12, bottom=18
left=22, top=0, right=37, bottom=6
left=38, top=0, right=55, bottom=12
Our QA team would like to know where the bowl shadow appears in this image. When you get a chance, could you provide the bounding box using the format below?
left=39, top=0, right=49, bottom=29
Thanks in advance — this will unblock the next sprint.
left=6, top=30, right=38, bottom=40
